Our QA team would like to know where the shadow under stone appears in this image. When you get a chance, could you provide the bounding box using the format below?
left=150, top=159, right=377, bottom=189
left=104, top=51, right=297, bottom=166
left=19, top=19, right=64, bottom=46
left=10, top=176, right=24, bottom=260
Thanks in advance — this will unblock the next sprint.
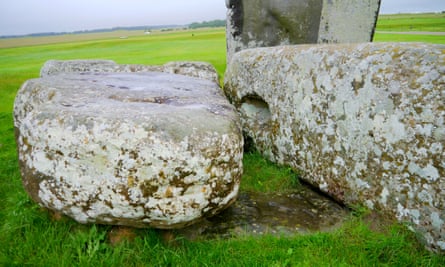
left=176, top=184, right=349, bottom=240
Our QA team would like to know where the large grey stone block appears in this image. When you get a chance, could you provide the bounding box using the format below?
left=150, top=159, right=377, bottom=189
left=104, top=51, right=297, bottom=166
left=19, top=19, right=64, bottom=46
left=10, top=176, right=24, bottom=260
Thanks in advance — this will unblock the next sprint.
left=14, top=71, right=243, bottom=229
left=224, top=42, right=445, bottom=252
left=226, top=0, right=381, bottom=62
left=40, top=59, right=220, bottom=83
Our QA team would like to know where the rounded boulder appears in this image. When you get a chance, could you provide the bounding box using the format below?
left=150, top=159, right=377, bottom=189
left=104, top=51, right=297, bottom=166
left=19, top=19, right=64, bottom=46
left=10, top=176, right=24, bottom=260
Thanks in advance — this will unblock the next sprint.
left=14, top=71, right=243, bottom=229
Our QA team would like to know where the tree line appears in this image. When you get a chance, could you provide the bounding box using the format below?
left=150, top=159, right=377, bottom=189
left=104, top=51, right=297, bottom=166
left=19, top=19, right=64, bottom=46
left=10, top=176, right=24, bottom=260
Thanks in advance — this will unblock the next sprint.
left=188, top=20, right=226, bottom=29
left=1, top=20, right=226, bottom=39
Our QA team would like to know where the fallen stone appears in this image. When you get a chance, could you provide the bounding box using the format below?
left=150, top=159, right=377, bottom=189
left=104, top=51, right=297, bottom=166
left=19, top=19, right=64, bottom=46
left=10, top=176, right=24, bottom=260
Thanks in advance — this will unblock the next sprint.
left=40, top=59, right=119, bottom=76
left=226, top=0, right=381, bottom=62
left=14, top=71, right=243, bottom=229
left=224, top=42, right=445, bottom=253
left=40, top=59, right=220, bottom=83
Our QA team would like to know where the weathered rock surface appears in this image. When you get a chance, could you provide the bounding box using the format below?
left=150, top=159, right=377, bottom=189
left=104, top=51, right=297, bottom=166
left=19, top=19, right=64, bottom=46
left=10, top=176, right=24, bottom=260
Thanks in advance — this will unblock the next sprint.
left=14, top=71, right=243, bottom=229
left=224, top=43, right=445, bottom=252
left=40, top=59, right=219, bottom=83
left=226, top=0, right=381, bottom=62
left=177, top=186, right=348, bottom=240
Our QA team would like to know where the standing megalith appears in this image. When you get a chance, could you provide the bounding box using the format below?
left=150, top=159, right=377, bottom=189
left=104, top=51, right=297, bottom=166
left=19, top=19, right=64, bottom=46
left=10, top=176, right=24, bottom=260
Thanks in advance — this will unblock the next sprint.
left=226, top=0, right=381, bottom=62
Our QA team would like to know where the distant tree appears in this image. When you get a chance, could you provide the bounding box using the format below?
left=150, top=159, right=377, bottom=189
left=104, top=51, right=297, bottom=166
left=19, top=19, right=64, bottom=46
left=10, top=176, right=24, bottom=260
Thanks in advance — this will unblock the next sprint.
left=189, top=20, right=226, bottom=29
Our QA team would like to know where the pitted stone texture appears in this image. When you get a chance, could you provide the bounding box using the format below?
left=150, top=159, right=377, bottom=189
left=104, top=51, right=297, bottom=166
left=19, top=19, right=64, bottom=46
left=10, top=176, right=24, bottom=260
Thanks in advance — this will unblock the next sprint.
left=14, top=72, right=243, bottom=229
left=40, top=60, right=219, bottom=83
left=224, top=43, right=445, bottom=252
left=40, top=59, right=119, bottom=76
left=226, top=0, right=381, bottom=62
left=162, top=62, right=220, bottom=83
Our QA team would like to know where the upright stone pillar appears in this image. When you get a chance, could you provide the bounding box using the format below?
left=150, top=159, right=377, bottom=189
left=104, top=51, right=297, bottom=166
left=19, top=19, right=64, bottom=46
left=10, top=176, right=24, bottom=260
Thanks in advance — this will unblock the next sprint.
left=226, top=0, right=381, bottom=62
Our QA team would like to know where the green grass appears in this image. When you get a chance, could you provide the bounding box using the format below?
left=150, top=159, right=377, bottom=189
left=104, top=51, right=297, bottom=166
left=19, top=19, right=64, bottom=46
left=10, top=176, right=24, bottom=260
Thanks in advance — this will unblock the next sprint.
left=2, top=205, right=443, bottom=266
left=1, top=15, right=445, bottom=266
left=374, top=12, right=445, bottom=44
left=376, top=13, right=445, bottom=32
left=374, top=32, right=445, bottom=44
left=242, top=152, right=300, bottom=193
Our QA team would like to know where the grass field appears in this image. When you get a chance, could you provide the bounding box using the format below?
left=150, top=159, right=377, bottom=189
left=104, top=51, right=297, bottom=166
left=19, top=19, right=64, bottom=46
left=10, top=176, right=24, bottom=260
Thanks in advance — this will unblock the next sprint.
left=374, top=12, right=445, bottom=43
left=376, top=12, right=445, bottom=32
left=1, top=14, right=445, bottom=266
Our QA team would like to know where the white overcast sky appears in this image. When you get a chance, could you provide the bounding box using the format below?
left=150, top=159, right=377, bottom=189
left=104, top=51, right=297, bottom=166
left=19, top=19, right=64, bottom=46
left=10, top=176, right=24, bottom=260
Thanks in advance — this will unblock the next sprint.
left=0, top=0, right=444, bottom=36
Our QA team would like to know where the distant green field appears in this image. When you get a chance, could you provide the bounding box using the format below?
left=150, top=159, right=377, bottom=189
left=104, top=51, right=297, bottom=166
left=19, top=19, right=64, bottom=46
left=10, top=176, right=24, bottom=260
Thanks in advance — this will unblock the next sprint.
left=376, top=12, right=445, bottom=32
left=1, top=14, right=444, bottom=267
left=374, top=12, right=445, bottom=43
left=373, top=32, right=445, bottom=44
left=0, top=28, right=226, bottom=113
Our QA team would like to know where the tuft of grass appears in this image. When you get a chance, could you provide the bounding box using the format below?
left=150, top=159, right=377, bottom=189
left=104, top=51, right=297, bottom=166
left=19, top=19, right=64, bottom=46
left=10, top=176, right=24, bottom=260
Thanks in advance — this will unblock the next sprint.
left=242, top=151, right=300, bottom=193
